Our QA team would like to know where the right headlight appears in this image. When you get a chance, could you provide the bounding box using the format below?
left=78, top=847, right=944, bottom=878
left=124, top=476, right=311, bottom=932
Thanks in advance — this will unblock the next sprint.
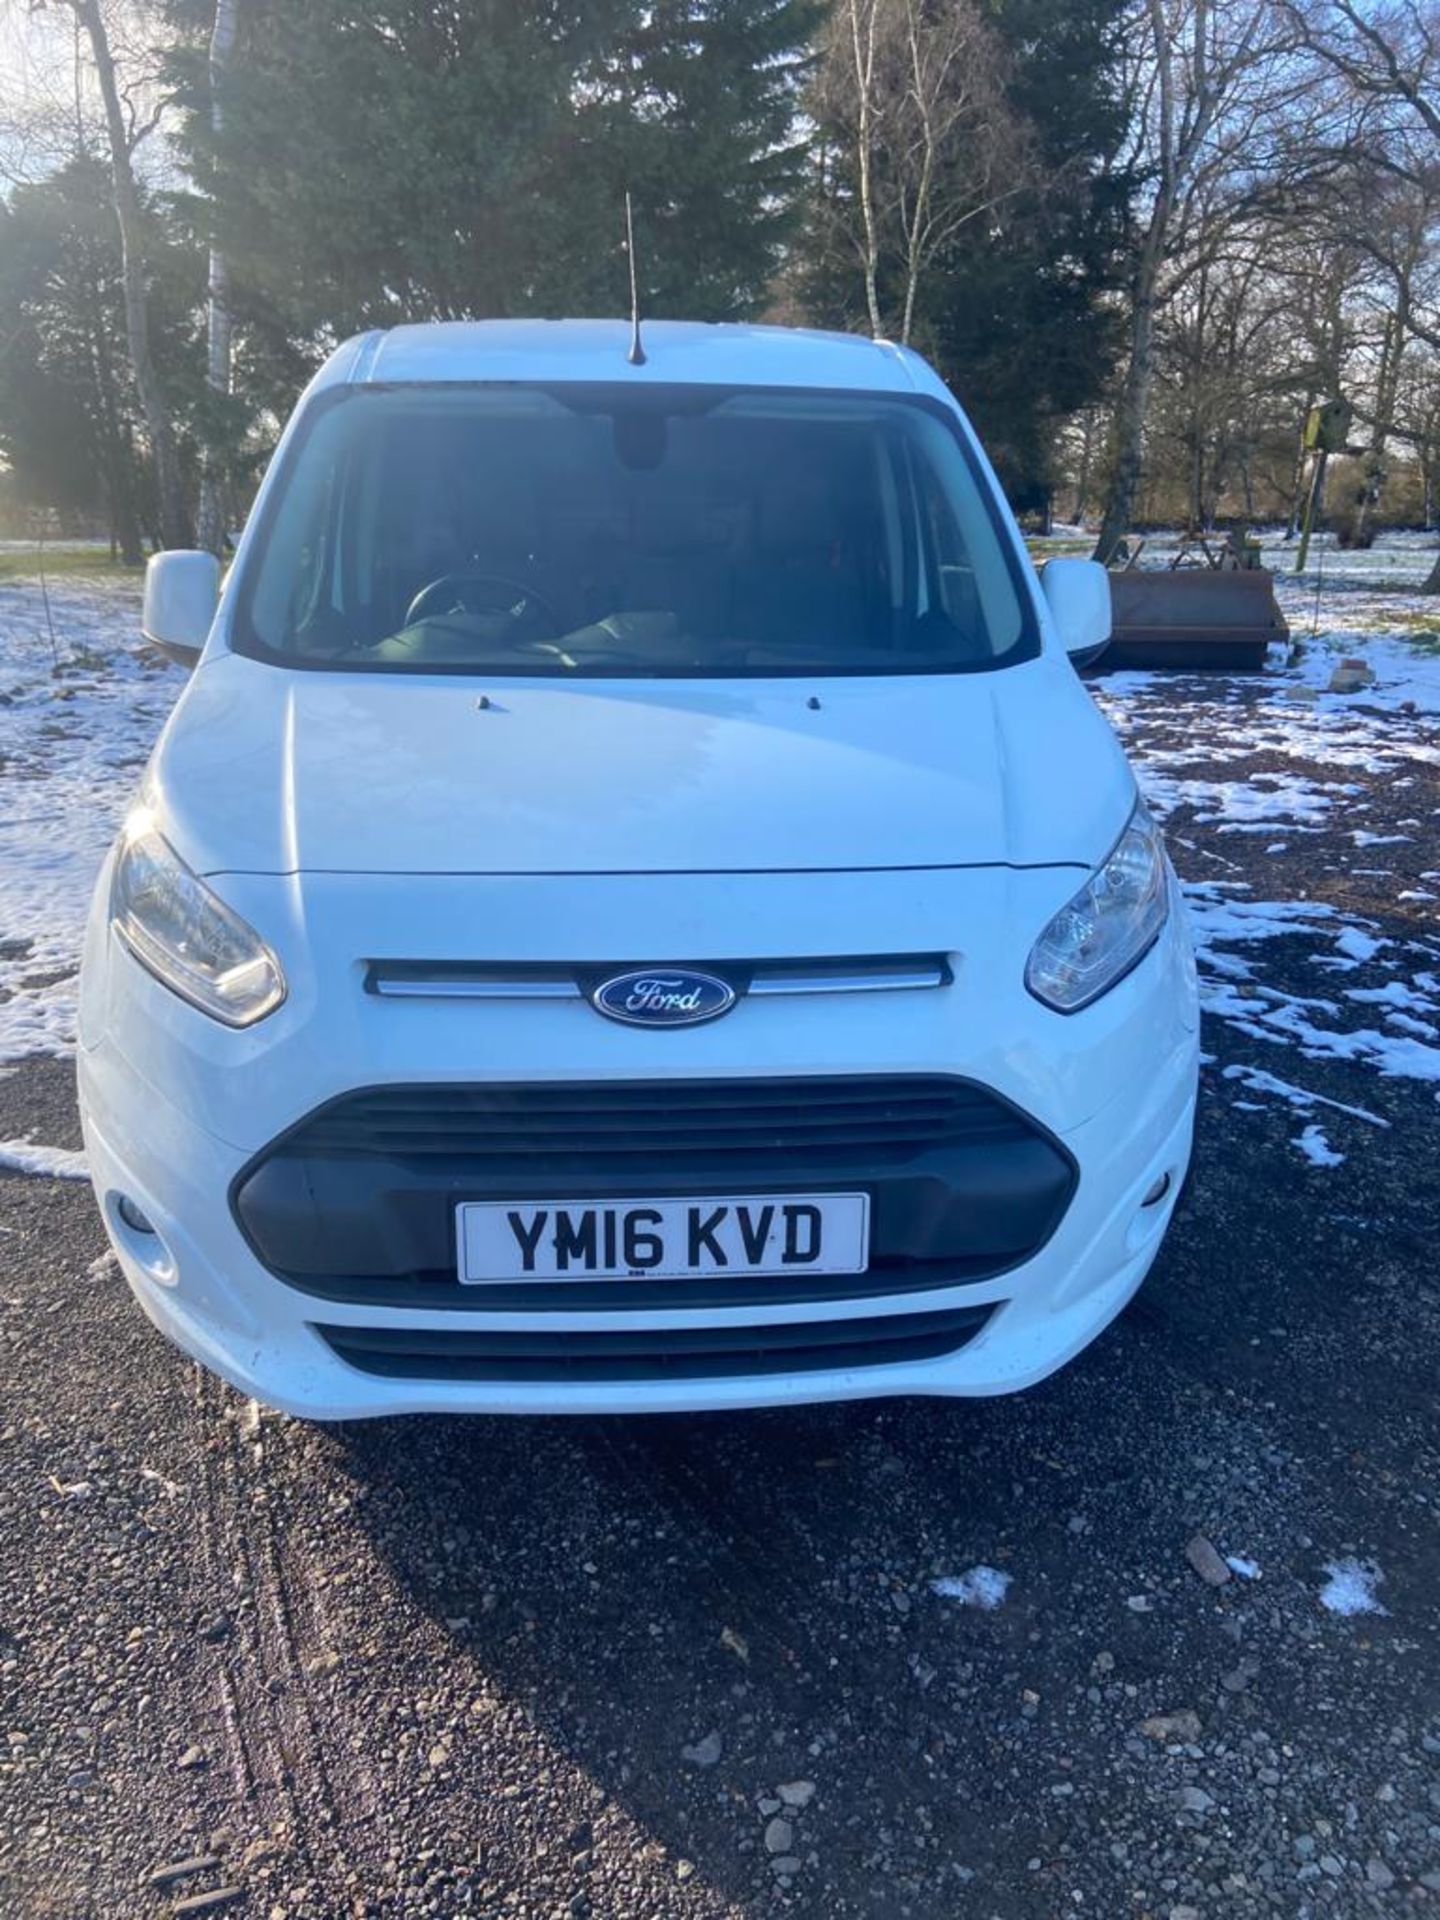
left=1025, top=799, right=1170, bottom=1013
left=110, top=812, right=286, bottom=1028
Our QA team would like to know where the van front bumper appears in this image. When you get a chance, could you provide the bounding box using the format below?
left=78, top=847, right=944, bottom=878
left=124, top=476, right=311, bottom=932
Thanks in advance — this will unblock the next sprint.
left=78, top=1041, right=1195, bottom=1420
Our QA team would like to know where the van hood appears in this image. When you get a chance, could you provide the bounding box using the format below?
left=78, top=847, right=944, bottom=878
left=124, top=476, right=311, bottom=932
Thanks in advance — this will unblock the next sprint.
left=154, top=655, right=1132, bottom=877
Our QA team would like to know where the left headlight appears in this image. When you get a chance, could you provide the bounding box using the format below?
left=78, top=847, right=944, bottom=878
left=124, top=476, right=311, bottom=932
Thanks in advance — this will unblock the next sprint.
left=110, top=816, right=286, bottom=1027
left=1025, top=799, right=1170, bottom=1013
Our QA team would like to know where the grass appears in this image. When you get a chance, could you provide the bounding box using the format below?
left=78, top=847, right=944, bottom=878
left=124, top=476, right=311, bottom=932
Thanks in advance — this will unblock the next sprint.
left=1356, top=605, right=1440, bottom=633
left=1026, top=535, right=1092, bottom=558
left=0, top=543, right=144, bottom=582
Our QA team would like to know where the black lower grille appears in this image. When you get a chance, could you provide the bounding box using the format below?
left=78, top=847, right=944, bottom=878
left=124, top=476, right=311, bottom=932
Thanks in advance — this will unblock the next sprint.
left=271, top=1076, right=1028, bottom=1160
left=316, top=1303, right=994, bottom=1383
left=234, top=1075, right=1076, bottom=1308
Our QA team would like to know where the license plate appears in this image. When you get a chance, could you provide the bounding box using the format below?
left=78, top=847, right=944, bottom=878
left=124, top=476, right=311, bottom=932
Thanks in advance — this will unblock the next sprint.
left=456, top=1192, right=870, bottom=1284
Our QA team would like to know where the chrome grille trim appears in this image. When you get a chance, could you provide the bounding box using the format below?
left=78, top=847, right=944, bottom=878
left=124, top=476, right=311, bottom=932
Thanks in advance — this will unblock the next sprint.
left=365, top=955, right=952, bottom=1000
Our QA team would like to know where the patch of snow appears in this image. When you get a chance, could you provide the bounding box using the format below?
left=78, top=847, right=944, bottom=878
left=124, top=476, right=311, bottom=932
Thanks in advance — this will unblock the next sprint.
left=1139, top=769, right=1347, bottom=834
left=1292, top=1124, right=1344, bottom=1167
left=1220, top=1063, right=1388, bottom=1127
left=0, top=573, right=175, bottom=1062
left=0, top=1138, right=90, bottom=1179
left=1345, top=980, right=1437, bottom=1012
left=931, top=1567, right=1012, bottom=1610
left=1318, top=1558, right=1388, bottom=1618
left=1335, top=926, right=1386, bottom=962
left=1178, top=883, right=1440, bottom=1086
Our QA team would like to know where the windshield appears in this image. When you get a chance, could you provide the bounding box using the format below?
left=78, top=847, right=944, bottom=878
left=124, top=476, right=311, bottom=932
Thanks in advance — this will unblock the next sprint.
left=233, top=383, right=1037, bottom=677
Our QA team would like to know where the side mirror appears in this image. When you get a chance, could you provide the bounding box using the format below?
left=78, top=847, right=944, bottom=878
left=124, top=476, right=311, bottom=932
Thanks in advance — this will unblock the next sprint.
left=1041, top=557, right=1111, bottom=665
left=143, top=551, right=219, bottom=669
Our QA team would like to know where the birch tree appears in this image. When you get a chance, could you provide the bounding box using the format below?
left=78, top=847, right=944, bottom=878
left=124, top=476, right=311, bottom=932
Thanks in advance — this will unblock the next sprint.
left=195, top=0, right=235, bottom=557
left=66, top=0, right=191, bottom=547
left=810, top=0, right=1030, bottom=345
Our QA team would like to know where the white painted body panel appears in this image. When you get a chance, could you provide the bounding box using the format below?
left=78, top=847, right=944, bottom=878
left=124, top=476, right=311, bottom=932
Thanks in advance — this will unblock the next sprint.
left=154, top=655, right=1132, bottom=878
left=79, top=320, right=1199, bottom=1416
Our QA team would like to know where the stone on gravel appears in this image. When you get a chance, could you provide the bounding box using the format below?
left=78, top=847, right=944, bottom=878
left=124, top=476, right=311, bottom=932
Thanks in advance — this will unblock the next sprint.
left=148, top=1856, right=220, bottom=1888
left=1184, top=1535, right=1231, bottom=1586
left=1139, top=1710, right=1202, bottom=1744
left=763, top=1817, right=794, bottom=1854
left=1329, top=658, right=1375, bottom=692
left=170, top=1892, right=245, bottom=1917
left=1175, top=1785, right=1214, bottom=1814
left=175, top=1745, right=206, bottom=1771
left=771, top=1855, right=802, bottom=1874
left=777, top=1779, right=816, bottom=1808
left=680, top=1730, right=722, bottom=1768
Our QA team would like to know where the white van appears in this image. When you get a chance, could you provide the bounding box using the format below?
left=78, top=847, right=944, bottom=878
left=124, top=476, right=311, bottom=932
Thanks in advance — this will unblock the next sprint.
left=78, top=320, right=1198, bottom=1418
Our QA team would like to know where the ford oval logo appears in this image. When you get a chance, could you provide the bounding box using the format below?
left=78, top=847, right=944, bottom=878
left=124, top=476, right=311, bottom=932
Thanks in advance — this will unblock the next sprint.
left=591, top=968, right=738, bottom=1028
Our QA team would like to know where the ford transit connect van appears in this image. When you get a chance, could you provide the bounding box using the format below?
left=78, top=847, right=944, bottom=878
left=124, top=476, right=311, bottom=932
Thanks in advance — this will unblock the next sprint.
left=77, top=320, right=1198, bottom=1417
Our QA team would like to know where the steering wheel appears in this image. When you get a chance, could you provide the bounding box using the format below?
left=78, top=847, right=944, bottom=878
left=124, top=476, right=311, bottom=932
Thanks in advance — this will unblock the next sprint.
left=404, top=572, right=564, bottom=635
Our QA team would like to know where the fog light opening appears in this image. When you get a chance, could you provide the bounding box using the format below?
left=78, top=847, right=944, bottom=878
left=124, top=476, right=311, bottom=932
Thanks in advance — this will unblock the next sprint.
left=108, top=1191, right=177, bottom=1286
left=1141, top=1171, right=1172, bottom=1208
left=116, top=1192, right=156, bottom=1235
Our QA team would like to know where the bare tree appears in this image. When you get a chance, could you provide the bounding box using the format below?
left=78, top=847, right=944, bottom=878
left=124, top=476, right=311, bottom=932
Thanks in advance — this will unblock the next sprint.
left=1093, top=0, right=1291, bottom=562
left=195, top=0, right=236, bottom=558
left=63, top=0, right=190, bottom=549
left=1285, top=0, right=1440, bottom=579
left=811, top=0, right=1030, bottom=346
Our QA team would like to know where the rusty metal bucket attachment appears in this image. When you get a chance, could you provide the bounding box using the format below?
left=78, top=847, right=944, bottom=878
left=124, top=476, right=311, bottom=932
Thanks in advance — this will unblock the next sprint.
left=1102, top=567, right=1289, bottom=670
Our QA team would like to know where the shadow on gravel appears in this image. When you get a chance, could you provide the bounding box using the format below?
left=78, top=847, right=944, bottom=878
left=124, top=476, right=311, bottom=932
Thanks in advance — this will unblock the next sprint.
left=316, top=1105, right=1440, bottom=1913
left=5, top=1050, right=1437, bottom=1914
left=330, top=1383, right=1112, bottom=1910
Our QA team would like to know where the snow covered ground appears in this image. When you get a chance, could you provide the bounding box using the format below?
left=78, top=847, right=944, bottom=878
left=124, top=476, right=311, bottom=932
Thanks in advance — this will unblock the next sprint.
left=1091, top=536, right=1440, bottom=1162
left=0, top=571, right=169, bottom=1059
left=0, top=540, right=1437, bottom=1177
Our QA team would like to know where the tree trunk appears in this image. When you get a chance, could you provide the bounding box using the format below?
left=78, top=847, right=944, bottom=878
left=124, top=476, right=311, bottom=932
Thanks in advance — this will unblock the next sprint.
left=1286, top=399, right=1313, bottom=537
left=75, top=0, right=192, bottom=551
left=846, top=0, right=883, bottom=338
left=79, top=238, right=145, bottom=565
left=1092, top=217, right=1165, bottom=564
left=196, top=0, right=239, bottom=557
left=1354, top=302, right=1406, bottom=550
left=1071, top=409, right=1098, bottom=525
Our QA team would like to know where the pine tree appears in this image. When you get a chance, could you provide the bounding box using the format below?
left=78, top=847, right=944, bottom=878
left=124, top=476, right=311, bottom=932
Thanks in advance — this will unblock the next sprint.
left=175, top=0, right=820, bottom=345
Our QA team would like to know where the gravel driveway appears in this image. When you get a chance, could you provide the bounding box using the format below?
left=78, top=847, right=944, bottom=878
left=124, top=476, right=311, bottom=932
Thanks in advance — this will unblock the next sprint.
left=2, top=562, right=1438, bottom=1918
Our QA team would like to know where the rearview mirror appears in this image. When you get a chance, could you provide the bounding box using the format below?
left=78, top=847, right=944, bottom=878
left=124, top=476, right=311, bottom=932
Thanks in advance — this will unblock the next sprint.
left=143, top=550, right=219, bottom=669
left=1041, top=557, right=1111, bottom=664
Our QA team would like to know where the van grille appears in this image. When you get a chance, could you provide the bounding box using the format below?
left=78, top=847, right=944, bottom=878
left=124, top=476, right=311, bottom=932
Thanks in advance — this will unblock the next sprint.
left=233, top=1075, right=1076, bottom=1308
left=315, top=1302, right=995, bottom=1383
left=284, top=1075, right=1032, bottom=1161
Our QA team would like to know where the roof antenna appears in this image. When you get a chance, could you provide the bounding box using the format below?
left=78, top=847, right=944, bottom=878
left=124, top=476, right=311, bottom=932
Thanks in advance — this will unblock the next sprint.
left=624, top=191, right=646, bottom=367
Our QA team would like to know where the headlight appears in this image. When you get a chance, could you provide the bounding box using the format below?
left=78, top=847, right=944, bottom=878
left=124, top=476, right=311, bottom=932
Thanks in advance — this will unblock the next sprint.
left=110, top=816, right=286, bottom=1027
left=1025, top=800, right=1170, bottom=1012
